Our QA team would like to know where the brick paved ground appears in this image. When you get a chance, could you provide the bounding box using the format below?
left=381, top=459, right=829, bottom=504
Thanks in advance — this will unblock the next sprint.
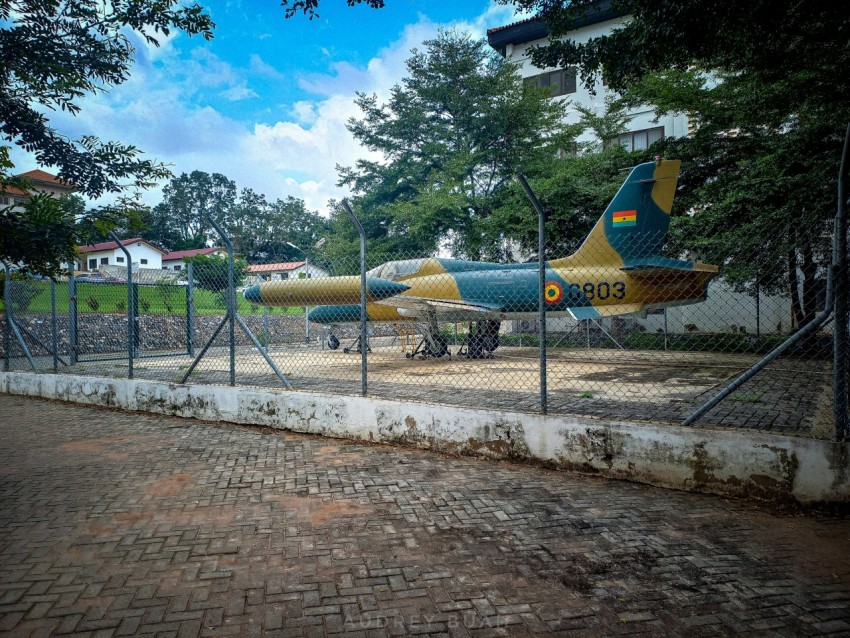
left=1, top=393, right=849, bottom=637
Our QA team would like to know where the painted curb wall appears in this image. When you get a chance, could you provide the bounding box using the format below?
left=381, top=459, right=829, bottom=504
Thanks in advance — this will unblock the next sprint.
left=2, top=371, right=848, bottom=503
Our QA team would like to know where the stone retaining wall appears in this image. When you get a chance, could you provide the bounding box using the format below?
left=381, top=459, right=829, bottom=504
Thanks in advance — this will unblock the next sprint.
left=0, top=313, right=401, bottom=357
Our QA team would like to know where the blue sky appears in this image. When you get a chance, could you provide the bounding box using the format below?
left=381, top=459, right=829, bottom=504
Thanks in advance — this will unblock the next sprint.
left=12, top=0, right=529, bottom=213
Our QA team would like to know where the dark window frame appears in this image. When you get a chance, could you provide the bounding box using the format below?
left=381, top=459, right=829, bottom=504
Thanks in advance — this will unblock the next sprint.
left=524, top=68, right=577, bottom=97
left=605, top=126, right=665, bottom=152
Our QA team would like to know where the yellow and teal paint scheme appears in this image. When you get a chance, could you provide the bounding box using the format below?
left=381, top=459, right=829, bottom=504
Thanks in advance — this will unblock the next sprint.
left=244, top=159, right=718, bottom=327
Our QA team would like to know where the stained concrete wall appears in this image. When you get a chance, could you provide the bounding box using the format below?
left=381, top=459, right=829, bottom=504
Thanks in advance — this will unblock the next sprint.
left=2, top=371, right=848, bottom=504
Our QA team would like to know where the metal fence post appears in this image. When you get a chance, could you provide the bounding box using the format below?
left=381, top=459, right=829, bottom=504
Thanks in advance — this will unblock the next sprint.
left=3, top=267, right=10, bottom=371
left=187, top=263, right=195, bottom=357
left=205, top=218, right=236, bottom=386
left=51, top=280, right=58, bottom=373
left=834, top=123, right=849, bottom=440
left=341, top=199, right=368, bottom=396
left=69, top=271, right=78, bottom=365
left=109, top=233, right=134, bottom=379
left=517, top=173, right=547, bottom=414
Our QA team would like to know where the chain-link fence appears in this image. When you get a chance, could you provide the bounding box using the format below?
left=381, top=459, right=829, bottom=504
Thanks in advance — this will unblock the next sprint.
left=2, top=232, right=846, bottom=440
left=2, top=160, right=848, bottom=440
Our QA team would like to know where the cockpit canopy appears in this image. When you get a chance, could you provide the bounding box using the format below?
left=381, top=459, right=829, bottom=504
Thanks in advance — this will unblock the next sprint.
left=367, top=258, right=431, bottom=281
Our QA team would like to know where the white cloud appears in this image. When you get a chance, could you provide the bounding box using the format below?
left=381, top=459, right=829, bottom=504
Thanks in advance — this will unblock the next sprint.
left=221, top=85, right=259, bottom=101
left=10, top=1, right=527, bottom=218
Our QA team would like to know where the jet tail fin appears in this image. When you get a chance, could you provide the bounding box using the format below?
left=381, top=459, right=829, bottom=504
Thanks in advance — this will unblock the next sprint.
left=550, top=159, right=681, bottom=270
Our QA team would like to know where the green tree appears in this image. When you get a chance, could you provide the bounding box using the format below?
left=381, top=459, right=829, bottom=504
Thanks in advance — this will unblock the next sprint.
left=149, top=171, right=237, bottom=251
left=184, top=253, right=248, bottom=307
left=228, top=191, right=328, bottom=264
left=503, top=0, right=849, bottom=327
left=0, top=0, right=213, bottom=275
left=280, top=0, right=384, bottom=19
left=0, top=0, right=213, bottom=196
left=328, top=30, right=570, bottom=263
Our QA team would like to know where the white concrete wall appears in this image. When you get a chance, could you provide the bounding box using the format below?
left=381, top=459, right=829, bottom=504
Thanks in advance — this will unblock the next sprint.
left=2, top=371, right=847, bottom=504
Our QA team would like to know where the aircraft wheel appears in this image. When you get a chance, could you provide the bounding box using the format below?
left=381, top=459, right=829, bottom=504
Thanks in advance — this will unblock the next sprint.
left=327, top=335, right=340, bottom=350
left=467, top=335, right=485, bottom=359
left=405, top=353, right=413, bottom=359
left=427, top=334, right=449, bottom=358
left=343, top=347, right=350, bottom=354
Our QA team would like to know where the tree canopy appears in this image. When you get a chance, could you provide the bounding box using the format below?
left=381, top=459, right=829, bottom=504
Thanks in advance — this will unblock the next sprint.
left=142, top=170, right=329, bottom=264
left=501, top=0, right=849, bottom=325
left=324, top=30, right=572, bottom=265
left=280, top=0, right=385, bottom=20
left=1, top=0, right=213, bottom=197
left=1, top=0, right=213, bottom=275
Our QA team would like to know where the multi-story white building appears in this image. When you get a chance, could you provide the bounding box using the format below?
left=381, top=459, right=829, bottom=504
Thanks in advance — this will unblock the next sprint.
left=0, top=169, right=77, bottom=206
left=487, top=9, right=793, bottom=336
left=487, top=5, right=690, bottom=149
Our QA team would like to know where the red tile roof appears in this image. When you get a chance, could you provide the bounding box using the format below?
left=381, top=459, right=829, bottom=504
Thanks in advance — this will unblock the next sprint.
left=15, top=170, right=76, bottom=190
left=162, top=247, right=224, bottom=261
left=77, top=238, right=166, bottom=254
left=486, top=16, right=540, bottom=35
left=248, top=261, right=306, bottom=273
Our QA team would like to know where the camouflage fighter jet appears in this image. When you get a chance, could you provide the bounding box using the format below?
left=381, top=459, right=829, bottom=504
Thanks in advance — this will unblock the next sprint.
left=244, top=159, right=718, bottom=358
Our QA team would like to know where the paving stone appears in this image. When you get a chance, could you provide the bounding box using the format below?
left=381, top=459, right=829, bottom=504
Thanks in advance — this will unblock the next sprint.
left=0, top=393, right=848, bottom=637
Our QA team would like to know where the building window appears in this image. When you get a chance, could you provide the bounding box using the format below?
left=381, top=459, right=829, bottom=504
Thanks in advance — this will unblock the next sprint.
left=606, top=126, right=665, bottom=152
left=117, top=256, right=125, bottom=263
left=100, top=257, right=109, bottom=265
left=524, top=68, right=576, bottom=97
left=140, top=259, right=148, bottom=265
left=173, top=265, right=182, bottom=271
left=88, top=259, right=97, bottom=270
left=281, top=272, right=289, bottom=280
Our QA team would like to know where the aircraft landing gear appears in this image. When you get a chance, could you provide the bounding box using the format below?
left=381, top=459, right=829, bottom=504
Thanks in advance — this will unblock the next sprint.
left=458, top=320, right=501, bottom=359
left=343, top=335, right=371, bottom=354
left=406, top=333, right=448, bottom=359
left=406, top=315, right=451, bottom=360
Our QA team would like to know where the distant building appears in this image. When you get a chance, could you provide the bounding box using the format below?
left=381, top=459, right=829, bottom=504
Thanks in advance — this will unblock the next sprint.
left=487, top=4, right=691, bottom=148
left=1, top=169, right=76, bottom=207
left=75, top=238, right=166, bottom=272
left=247, top=261, right=328, bottom=281
left=161, top=247, right=227, bottom=272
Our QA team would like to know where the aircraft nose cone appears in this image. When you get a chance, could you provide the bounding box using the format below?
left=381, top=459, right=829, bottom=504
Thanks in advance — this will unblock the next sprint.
left=243, top=284, right=263, bottom=304
left=366, top=278, right=410, bottom=300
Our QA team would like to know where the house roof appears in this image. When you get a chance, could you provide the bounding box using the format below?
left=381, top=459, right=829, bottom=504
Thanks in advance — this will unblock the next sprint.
left=486, top=1, right=622, bottom=52
left=162, top=247, right=224, bottom=261
left=2, top=169, right=76, bottom=198
left=77, top=238, right=166, bottom=254
left=15, top=169, right=76, bottom=191
left=248, top=261, right=306, bottom=273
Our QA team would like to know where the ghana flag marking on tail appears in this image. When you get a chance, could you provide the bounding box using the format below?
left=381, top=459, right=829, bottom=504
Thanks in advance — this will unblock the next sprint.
left=612, top=210, right=637, bottom=227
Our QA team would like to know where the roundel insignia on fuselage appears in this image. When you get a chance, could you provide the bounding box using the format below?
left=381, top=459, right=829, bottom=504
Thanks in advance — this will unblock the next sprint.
left=544, top=280, right=564, bottom=305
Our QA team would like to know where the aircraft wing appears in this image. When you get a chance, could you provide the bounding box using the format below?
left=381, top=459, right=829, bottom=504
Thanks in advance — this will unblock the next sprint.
left=377, top=295, right=503, bottom=317
left=569, top=303, right=645, bottom=319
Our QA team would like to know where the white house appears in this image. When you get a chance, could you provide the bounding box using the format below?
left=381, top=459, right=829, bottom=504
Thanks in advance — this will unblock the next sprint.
left=161, top=247, right=227, bottom=272
left=75, top=238, right=166, bottom=272
left=247, top=261, right=328, bottom=282
left=487, top=5, right=691, bottom=148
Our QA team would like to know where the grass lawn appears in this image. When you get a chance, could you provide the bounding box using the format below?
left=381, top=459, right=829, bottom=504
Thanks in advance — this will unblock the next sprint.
left=0, top=282, right=305, bottom=317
